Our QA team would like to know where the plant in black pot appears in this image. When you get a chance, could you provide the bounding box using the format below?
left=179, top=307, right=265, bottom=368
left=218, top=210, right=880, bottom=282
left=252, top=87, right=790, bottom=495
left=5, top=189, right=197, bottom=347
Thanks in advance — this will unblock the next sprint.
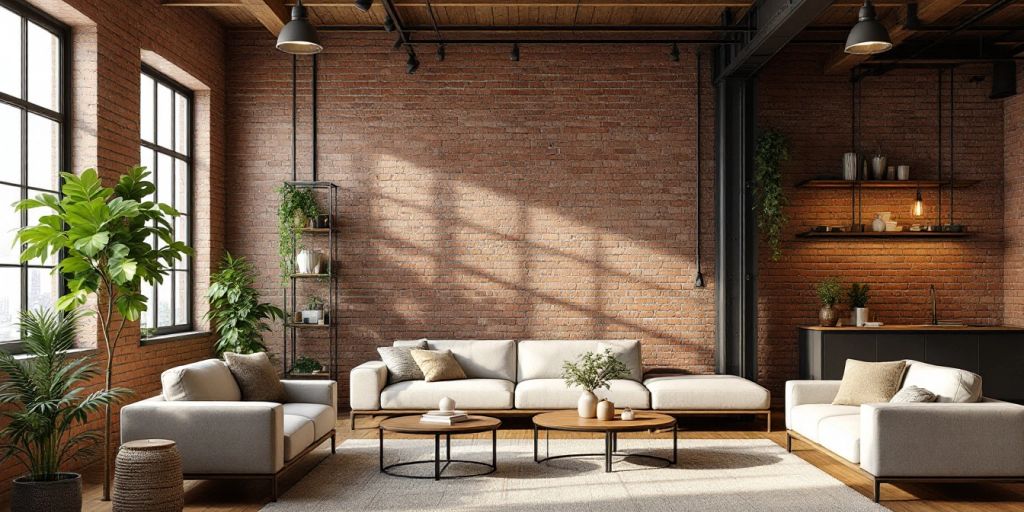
left=848, top=283, right=871, bottom=327
left=0, top=309, right=130, bottom=512
left=816, top=277, right=844, bottom=327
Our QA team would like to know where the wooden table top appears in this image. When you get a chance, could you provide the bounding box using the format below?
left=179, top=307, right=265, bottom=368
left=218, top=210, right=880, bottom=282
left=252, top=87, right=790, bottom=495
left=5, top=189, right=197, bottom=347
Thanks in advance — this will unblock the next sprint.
left=120, top=439, right=176, bottom=451
left=533, top=410, right=675, bottom=432
left=379, top=415, right=502, bottom=434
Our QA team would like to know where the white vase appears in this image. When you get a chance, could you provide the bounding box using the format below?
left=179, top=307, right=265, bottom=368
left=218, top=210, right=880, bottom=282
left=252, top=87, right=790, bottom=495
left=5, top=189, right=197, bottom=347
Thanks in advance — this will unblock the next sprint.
left=439, top=396, right=456, bottom=413
left=577, top=390, right=598, bottom=418
left=596, top=400, right=615, bottom=421
left=295, top=249, right=321, bottom=274
left=854, top=307, right=870, bottom=327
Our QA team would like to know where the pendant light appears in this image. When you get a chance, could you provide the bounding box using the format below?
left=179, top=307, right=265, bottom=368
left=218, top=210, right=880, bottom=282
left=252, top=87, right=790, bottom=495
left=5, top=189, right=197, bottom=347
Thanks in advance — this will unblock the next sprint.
left=276, top=0, right=323, bottom=55
left=912, top=188, right=924, bottom=218
left=844, top=0, right=892, bottom=55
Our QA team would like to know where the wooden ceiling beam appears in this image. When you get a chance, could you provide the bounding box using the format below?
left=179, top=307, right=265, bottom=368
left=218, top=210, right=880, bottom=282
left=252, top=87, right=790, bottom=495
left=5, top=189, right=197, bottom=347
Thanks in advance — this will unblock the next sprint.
left=161, top=0, right=1003, bottom=6
left=240, top=0, right=290, bottom=35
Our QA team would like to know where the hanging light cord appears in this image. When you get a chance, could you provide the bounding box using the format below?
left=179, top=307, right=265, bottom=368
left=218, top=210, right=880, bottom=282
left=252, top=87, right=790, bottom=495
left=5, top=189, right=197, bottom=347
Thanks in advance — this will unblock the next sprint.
left=694, top=50, right=705, bottom=288
left=424, top=0, right=444, bottom=44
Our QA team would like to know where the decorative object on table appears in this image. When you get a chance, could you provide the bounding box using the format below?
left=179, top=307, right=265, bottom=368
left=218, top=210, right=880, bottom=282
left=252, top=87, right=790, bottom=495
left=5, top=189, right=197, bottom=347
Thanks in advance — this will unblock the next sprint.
left=885, top=165, right=896, bottom=180
left=313, top=214, right=331, bottom=229
left=816, top=276, right=844, bottom=327
left=295, top=248, right=322, bottom=274
left=410, top=349, right=468, bottom=382
left=206, top=253, right=285, bottom=356
left=848, top=283, right=871, bottom=327
left=597, top=400, right=616, bottom=421
left=302, top=295, right=325, bottom=324
left=439, top=396, right=456, bottom=413
left=621, top=407, right=636, bottom=421
left=291, top=356, right=324, bottom=375
left=753, top=129, right=790, bottom=261
left=113, top=439, right=183, bottom=512
left=897, top=164, right=910, bottom=180
left=15, top=167, right=189, bottom=500
left=884, top=220, right=900, bottom=232
left=863, top=321, right=884, bottom=327
left=870, top=153, right=887, bottom=180
left=224, top=352, right=286, bottom=402
left=910, top=224, right=923, bottom=232
left=277, top=183, right=320, bottom=279
left=842, top=152, right=859, bottom=181
left=420, top=410, right=469, bottom=424
left=871, top=214, right=886, bottom=232
left=561, top=349, right=632, bottom=418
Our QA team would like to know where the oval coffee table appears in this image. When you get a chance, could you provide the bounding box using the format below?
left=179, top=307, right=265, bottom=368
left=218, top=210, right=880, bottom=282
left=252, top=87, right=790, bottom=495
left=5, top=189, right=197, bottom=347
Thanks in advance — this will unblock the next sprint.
left=378, top=415, right=501, bottom=480
left=532, top=410, right=677, bottom=472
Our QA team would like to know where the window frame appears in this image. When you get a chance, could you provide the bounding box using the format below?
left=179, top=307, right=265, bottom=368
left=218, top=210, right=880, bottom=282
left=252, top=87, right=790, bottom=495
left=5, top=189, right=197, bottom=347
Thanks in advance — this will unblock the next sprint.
left=139, top=65, right=194, bottom=338
left=0, top=0, right=70, bottom=354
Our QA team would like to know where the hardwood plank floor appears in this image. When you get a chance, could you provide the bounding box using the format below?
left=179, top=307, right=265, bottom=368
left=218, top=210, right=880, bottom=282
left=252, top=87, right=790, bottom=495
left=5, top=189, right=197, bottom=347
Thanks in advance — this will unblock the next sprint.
left=63, top=412, right=1024, bottom=511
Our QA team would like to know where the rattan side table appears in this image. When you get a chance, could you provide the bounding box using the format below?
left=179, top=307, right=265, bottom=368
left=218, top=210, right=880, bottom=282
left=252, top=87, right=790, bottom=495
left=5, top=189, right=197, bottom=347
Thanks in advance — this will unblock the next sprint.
left=113, top=439, right=184, bottom=512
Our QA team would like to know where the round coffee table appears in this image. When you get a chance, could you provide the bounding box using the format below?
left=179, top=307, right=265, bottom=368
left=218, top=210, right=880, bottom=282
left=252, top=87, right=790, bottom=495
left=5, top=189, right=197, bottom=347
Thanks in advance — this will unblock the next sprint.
left=378, top=415, right=501, bottom=480
left=532, top=410, right=677, bottom=472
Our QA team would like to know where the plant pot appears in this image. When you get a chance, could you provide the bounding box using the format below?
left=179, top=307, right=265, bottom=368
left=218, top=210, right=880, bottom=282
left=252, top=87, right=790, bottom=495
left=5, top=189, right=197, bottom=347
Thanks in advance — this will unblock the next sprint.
left=853, top=307, right=870, bottom=327
left=11, top=473, right=82, bottom=512
left=819, top=305, right=839, bottom=327
left=577, top=390, right=598, bottom=418
left=596, top=400, right=616, bottom=421
left=292, top=212, right=308, bottom=229
left=295, top=250, right=321, bottom=274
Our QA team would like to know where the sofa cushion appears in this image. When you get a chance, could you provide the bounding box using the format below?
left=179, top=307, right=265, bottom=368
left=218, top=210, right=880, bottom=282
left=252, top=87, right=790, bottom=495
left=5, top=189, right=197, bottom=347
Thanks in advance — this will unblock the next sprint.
left=517, top=340, right=642, bottom=382
left=410, top=349, right=468, bottom=382
left=282, top=415, right=314, bottom=461
left=378, top=340, right=428, bottom=384
left=161, top=359, right=242, bottom=402
left=817, top=413, right=861, bottom=463
left=514, top=379, right=650, bottom=409
left=788, top=404, right=860, bottom=442
left=643, top=374, right=770, bottom=410
left=901, top=360, right=982, bottom=403
left=380, top=379, right=514, bottom=409
left=283, top=403, right=334, bottom=439
left=401, top=340, right=516, bottom=381
left=224, top=352, right=286, bottom=402
left=832, top=359, right=907, bottom=405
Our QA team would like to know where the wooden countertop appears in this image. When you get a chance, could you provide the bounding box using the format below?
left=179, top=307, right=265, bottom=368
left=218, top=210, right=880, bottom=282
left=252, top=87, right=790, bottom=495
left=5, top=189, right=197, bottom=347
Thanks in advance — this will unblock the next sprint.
left=800, top=325, right=1024, bottom=332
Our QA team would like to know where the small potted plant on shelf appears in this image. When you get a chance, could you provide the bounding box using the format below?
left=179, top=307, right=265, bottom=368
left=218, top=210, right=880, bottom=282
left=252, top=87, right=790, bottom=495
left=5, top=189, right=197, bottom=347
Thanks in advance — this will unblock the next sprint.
left=816, top=277, right=844, bottom=327
left=848, top=282, right=871, bottom=327
left=291, top=356, right=324, bottom=376
left=561, top=349, right=631, bottom=419
left=277, top=184, right=320, bottom=279
left=302, top=295, right=326, bottom=325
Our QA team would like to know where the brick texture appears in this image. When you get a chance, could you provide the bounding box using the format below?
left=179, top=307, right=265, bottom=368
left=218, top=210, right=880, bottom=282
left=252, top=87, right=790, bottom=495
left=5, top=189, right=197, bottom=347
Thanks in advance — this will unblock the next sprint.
left=1005, top=64, right=1024, bottom=325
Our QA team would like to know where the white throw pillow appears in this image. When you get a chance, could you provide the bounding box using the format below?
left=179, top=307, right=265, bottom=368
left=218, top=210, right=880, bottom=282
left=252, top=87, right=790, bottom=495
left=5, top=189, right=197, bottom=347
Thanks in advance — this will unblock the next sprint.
left=901, top=361, right=982, bottom=403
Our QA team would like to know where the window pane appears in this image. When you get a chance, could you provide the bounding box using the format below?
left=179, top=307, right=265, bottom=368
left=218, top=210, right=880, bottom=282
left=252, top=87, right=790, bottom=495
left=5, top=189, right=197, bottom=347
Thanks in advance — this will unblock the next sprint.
left=0, top=268, right=21, bottom=342
left=26, top=113, right=58, bottom=191
left=0, top=7, right=20, bottom=98
left=157, top=278, right=172, bottom=328
left=26, top=267, right=57, bottom=313
left=174, top=271, right=188, bottom=326
left=26, top=206, right=57, bottom=266
left=156, top=83, right=172, bottom=149
left=140, top=74, right=154, bottom=143
left=157, top=153, right=172, bottom=205
left=174, top=215, right=188, bottom=270
left=0, top=185, right=20, bottom=265
left=174, top=93, right=188, bottom=155
left=27, top=23, right=58, bottom=111
left=0, top=103, right=20, bottom=185
left=140, top=280, right=154, bottom=330
left=175, top=158, right=187, bottom=213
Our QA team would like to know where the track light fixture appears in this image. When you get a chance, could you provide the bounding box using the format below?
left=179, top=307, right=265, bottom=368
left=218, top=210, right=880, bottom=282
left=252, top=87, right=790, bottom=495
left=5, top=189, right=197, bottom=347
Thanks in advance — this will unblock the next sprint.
left=393, top=37, right=404, bottom=50
left=406, top=52, right=420, bottom=74
left=844, top=0, right=892, bottom=55
left=276, top=0, right=323, bottom=55
left=354, top=0, right=374, bottom=12
left=383, top=15, right=395, bottom=33
left=990, top=60, right=1018, bottom=99
left=510, top=43, right=520, bottom=62
left=437, top=44, right=446, bottom=61
left=670, top=43, right=680, bottom=62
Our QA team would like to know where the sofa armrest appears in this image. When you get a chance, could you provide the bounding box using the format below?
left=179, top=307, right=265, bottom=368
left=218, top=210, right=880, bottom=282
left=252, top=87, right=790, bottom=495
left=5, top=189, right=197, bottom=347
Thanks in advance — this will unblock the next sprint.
left=350, top=360, right=388, bottom=410
left=282, top=379, right=337, bottom=412
left=785, top=380, right=842, bottom=426
left=860, top=401, right=1024, bottom=478
left=120, top=398, right=284, bottom=475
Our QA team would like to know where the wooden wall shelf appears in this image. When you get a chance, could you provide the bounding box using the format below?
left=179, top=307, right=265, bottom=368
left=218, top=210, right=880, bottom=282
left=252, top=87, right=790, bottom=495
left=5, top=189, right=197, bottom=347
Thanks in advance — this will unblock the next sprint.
left=797, top=231, right=971, bottom=239
left=796, top=179, right=979, bottom=189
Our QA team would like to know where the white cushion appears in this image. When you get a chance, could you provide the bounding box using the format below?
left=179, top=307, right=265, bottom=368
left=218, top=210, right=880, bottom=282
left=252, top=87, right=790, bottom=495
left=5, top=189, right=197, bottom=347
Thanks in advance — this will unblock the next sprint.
left=282, top=403, right=334, bottom=439
left=817, top=413, right=861, bottom=463
left=514, top=379, right=650, bottom=409
left=161, top=359, right=242, bottom=402
left=517, top=340, right=642, bottom=382
left=901, top=360, right=982, bottom=403
left=788, top=404, right=860, bottom=442
left=380, top=378, right=514, bottom=409
left=282, top=415, right=314, bottom=461
left=397, top=339, right=516, bottom=381
left=644, top=374, right=770, bottom=410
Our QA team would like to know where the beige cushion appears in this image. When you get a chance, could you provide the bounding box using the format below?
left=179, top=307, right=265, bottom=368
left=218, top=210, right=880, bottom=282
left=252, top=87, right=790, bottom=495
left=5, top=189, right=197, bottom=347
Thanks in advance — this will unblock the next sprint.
left=788, top=404, right=860, bottom=442
left=161, top=359, right=242, bottom=402
left=901, top=360, right=982, bottom=403
left=644, top=374, right=770, bottom=410
left=399, top=340, right=516, bottom=381
left=380, top=379, right=514, bottom=409
left=410, top=349, right=467, bottom=382
left=224, top=352, right=285, bottom=402
left=282, top=403, right=334, bottom=439
left=514, top=379, right=650, bottom=409
left=817, top=413, right=861, bottom=463
left=282, top=414, right=314, bottom=461
left=832, top=359, right=907, bottom=405
left=517, top=340, right=642, bottom=382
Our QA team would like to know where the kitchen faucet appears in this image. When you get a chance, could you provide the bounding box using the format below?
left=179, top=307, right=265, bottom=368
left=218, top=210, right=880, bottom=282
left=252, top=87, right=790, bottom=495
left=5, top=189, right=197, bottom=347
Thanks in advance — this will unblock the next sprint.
left=930, top=285, right=937, bottom=325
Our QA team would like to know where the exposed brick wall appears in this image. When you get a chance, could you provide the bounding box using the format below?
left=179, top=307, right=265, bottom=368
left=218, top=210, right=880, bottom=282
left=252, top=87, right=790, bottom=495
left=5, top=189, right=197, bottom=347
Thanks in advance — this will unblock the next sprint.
left=1005, top=64, right=1024, bottom=325
left=757, top=48, right=1005, bottom=397
left=225, top=33, right=717, bottom=408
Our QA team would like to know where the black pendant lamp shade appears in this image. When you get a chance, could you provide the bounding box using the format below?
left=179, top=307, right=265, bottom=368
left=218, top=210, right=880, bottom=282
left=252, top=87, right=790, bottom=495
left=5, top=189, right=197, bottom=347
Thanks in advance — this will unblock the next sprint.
left=277, top=0, right=323, bottom=55
left=845, top=0, right=892, bottom=55
left=354, top=0, right=374, bottom=12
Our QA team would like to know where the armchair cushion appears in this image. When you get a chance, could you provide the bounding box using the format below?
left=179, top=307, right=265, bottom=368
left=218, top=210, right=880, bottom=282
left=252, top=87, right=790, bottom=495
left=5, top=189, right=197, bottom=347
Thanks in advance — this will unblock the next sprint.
left=161, top=359, right=241, bottom=402
left=282, top=380, right=337, bottom=410
left=283, top=414, right=315, bottom=461
left=283, top=403, right=335, bottom=439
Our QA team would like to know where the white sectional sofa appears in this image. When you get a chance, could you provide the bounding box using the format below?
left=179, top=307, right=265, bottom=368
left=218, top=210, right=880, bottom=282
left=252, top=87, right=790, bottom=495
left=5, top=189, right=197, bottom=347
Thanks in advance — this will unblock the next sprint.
left=786, top=360, right=1024, bottom=502
left=351, top=339, right=771, bottom=429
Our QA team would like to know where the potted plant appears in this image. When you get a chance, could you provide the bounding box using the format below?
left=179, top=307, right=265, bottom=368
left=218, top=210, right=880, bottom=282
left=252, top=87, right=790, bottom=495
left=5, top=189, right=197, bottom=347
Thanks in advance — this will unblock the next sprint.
left=816, top=277, right=844, bottom=327
left=302, top=295, right=325, bottom=324
left=277, top=184, right=320, bottom=279
left=291, top=356, right=324, bottom=375
left=206, top=252, right=285, bottom=356
left=0, top=309, right=130, bottom=512
left=561, top=349, right=631, bottom=418
left=754, top=129, right=790, bottom=262
left=849, top=283, right=871, bottom=326
left=15, top=167, right=190, bottom=500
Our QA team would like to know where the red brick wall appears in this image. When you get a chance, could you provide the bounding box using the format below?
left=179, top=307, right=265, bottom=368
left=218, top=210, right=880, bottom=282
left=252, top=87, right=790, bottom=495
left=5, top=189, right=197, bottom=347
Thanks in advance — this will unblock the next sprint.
left=225, top=33, right=717, bottom=407
left=1005, top=64, right=1024, bottom=325
left=757, top=48, right=1005, bottom=395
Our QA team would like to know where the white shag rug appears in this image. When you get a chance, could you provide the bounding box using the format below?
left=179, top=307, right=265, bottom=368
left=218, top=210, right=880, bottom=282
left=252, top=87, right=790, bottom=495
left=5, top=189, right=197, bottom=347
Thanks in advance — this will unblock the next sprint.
left=262, top=437, right=888, bottom=512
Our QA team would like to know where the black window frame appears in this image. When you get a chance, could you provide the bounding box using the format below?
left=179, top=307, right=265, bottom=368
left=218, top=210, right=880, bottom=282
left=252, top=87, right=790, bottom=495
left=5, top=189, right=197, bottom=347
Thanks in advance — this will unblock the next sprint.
left=0, top=0, right=70, bottom=354
left=139, top=65, right=194, bottom=338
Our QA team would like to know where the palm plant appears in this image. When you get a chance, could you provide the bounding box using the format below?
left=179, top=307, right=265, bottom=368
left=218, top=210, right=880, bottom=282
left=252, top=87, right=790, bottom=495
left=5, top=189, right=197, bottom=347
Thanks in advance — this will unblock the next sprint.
left=0, top=309, right=130, bottom=481
left=206, top=252, right=285, bottom=355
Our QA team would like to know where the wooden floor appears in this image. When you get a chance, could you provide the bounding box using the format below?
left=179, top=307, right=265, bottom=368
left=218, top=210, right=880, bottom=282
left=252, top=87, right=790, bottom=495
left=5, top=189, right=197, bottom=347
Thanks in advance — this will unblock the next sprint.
left=66, top=412, right=1024, bottom=512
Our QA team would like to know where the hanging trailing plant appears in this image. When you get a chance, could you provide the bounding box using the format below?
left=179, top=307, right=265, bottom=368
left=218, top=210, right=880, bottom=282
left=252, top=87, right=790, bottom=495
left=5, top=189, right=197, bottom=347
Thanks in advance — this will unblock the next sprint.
left=277, top=184, right=320, bottom=279
left=754, top=129, right=790, bottom=261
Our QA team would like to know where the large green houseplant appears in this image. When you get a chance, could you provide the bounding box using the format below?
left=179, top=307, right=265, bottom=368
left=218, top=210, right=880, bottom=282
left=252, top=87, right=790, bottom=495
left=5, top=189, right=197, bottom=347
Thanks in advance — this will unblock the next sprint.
left=15, top=167, right=191, bottom=500
left=754, top=129, right=790, bottom=262
left=205, top=252, right=285, bottom=355
left=0, top=309, right=130, bottom=512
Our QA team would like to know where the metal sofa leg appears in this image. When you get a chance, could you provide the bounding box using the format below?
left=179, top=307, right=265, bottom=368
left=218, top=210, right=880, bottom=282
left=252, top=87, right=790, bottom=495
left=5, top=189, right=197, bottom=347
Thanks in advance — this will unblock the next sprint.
left=271, top=475, right=279, bottom=502
left=350, top=412, right=356, bottom=431
left=766, top=412, right=772, bottom=433
left=331, top=432, right=337, bottom=454
left=873, top=478, right=880, bottom=503
left=785, top=432, right=792, bottom=452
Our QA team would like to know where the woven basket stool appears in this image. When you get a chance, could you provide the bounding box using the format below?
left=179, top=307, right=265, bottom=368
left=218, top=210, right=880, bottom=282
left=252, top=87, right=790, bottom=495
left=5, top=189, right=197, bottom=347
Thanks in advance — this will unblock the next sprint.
left=113, top=439, right=184, bottom=512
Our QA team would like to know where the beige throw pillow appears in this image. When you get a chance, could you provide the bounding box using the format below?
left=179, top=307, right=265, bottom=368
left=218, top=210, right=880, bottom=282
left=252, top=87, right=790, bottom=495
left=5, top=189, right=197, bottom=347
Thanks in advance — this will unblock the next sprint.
left=832, top=359, right=907, bottom=406
left=410, top=349, right=467, bottom=382
left=223, top=352, right=286, bottom=402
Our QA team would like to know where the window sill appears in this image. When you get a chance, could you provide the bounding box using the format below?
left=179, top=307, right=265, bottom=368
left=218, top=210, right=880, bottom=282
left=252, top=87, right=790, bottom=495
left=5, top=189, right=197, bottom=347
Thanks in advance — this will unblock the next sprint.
left=13, top=347, right=98, bottom=361
left=141, top=331, right=212, bottom=346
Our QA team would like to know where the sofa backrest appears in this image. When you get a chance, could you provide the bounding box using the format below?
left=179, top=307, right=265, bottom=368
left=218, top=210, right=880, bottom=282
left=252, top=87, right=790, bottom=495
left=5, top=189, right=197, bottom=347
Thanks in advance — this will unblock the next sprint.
left=517, top=340, right=642, bottom=382
left=161, top=359, right=242, bottom=401
left=395, top=339, right=517, bottom=381
left=901, top=360, right=982, bottom=403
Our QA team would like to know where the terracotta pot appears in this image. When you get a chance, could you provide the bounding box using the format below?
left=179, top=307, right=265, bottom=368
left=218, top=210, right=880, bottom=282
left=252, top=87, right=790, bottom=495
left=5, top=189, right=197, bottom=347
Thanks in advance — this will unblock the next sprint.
left=596, top=400, right=616, bottom=421
left=11, top=473, right=82, bottom=512
left=577, top=390, right=598, bottom=418
left=819, top=305, right=839, bottom=327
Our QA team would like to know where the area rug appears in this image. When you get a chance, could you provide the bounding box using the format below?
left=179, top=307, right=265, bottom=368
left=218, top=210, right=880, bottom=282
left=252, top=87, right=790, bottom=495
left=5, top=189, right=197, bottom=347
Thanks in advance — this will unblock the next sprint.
left=262, top=437, right=888, bottom=512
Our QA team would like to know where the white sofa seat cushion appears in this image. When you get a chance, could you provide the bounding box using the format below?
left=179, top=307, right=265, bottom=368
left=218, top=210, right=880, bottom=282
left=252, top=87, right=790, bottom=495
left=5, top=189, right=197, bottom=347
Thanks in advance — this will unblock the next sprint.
left=788, top=404, right=860, bottom=442
left=901, top=361, right=982, bottom=403
left=517, top=340, right=643, bottom=382
left=816, top=413, right=861, bottom=463
left=282, top=403, right=334, bottom=439
left=644, top=375, right=770, bottom=410
left=282, top=415, right=314, bottom=461
left=515, top=379, right=650, bottom=409
left=161, top=359, right=242, bottom=402
left=397, top=340, right=516, bottom=381
left=380, top=379, right=514, bottom=409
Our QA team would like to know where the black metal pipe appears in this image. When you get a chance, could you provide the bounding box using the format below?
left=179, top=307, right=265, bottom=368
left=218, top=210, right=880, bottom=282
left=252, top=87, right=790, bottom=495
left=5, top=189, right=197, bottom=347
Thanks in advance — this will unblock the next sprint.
left=292, top=54, right=297, bottom=182
left=949, top=66, right=954, bottom=225
left=937, top=68, right=942, bottom=226
left=395, top=38, right=742, bottom=45
left=695, top=49, right=705, bottom=288
left=317, top=24, right=760, bottom=33
left=909, top=0, right=1015, bottom=60
left=312, top=53, right=318, bottom=182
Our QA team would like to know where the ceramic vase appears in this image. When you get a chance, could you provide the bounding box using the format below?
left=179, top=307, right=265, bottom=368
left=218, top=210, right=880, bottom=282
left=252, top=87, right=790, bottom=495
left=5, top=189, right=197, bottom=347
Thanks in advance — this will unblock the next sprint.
left=596, top=400, right=616, bottom=421
left=439, top=396, right=456, bottom=413
left=621, top=407, right=635, bottom=421
left=871, top=155, right=887, bottom=180
left=842, top=153, right=859, bottom=181
left=854, top=307, right=870, bottom=327
left=819, top=305, right=839, bottom=327
left=295, top=249, right=321, bottom=274
left=578, top=390, right=598, bottom=418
